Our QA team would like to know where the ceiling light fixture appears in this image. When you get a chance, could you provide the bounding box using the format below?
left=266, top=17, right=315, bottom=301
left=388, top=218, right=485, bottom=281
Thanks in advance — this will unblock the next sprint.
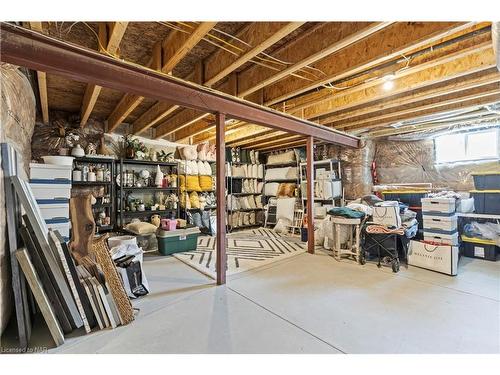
left=382, top=74, right=395, bottom=91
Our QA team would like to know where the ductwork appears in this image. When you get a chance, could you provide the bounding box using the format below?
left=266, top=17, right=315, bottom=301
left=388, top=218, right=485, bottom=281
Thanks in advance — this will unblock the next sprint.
left=493, top=22, right=500, bottom=71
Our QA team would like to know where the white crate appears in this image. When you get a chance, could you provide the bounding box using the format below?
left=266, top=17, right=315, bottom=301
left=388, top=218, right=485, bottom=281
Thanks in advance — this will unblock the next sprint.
left=423, top=231, right=459, bottom=246
left=38, top=203, right=70, bottom=222
left=47, top=222, right=71, bottom=240
left=30, top=163, right=72, bottom=181
left=421, top=197, right=456, bottom=214
left=30, top=182, right=71, bottom=201
left=423, top=214, right=458, bottom=232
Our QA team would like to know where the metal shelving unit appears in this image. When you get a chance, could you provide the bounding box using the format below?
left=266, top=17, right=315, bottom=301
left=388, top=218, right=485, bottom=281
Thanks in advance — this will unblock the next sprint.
left=72, top=156, right=116, bottom=233
left=117, top=158, right=180, bottom=228
left=299, top=159, right=344, bottom=212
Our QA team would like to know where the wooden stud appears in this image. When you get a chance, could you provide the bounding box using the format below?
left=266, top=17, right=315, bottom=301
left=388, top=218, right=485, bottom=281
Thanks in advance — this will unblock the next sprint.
left=28, top=22, right=49, bottom=124
left=215, top=112, right=227, bottom=285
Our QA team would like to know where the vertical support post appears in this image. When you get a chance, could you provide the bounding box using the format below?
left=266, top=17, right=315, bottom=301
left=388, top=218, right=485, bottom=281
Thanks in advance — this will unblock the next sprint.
left=215, top=112, right=227, bottom=285
left=306, top=136, right=315, bottom=254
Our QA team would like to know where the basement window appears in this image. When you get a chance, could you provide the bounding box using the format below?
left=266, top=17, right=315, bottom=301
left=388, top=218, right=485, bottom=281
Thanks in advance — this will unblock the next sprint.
left=434, top=129, right=499, bottom=164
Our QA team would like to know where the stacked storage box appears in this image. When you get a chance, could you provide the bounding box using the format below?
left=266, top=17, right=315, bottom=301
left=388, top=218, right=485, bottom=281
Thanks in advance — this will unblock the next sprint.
left=421, top=197, right=458, bottom=245
left=30, top=163, right=72, bottom=241
left=470, top=172, right=500, bottom=215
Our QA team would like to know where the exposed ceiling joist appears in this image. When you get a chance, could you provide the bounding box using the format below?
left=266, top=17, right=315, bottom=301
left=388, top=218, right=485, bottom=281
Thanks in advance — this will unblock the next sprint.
left=264, top=22, right=482, bottom=106
left=339, top=86, right=500, bottom=131
left=107, top=22, right=216, bottom=132
left=153, top=22, right=304, bottom=139
left=298, top=43, right=496, bottom=120
left=0, top=23, right=359, bottom=147
left=28, top=22, right=49, bottom=124
left=80, top=22, right=129, bottom=126
left=238, top=22, right=394, bottom=98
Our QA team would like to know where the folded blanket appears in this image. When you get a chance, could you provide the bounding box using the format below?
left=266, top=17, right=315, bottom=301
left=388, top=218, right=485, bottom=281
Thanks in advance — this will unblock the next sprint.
left=328, top=207, right=365, bottom=219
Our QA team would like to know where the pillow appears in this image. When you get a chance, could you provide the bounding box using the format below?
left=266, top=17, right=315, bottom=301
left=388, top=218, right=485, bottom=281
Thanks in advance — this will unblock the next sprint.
left=277, top=183, right=296, bottom=198
left=178, top=145, right=198, bottom=160
left=257, top=164, right=264, bottom=179
left=242, top=212, right=250, bottom=226
left=249, top=211, right=256, bottom=225
left=286, top=167, right=299, bottom=179
left=125, top=221, right=157, bottom=234
left=253, top=179, right=258, bottom=193
left=197, top=160, right=206, bottom=175
left=255, top=151, right=260, bottom=164
left=197, top=143, right=209, bottom=161
left=257, top=181, right=264, bottom=193
left=255, top=195, right=263, bottom=208
left=267, top=150, right=295, bottom=165
left=242, top=179, right=251, bottom=193
left=250, top=150, right=255, bottom=164
left=247, top=195, right=256, bottom=208
left=189, top=191, right=200, bottom=209
left=225, top=162, right=231, bottom=177
left=232, top=165, right=246, bottom=177
left=186, top=175, right=202, bottom=191
left=178, top=174, right=186, bottom=190
left=264, top=182, right=280, bottom=196
left=188, top=160, right=199, bottom=175
left=206, top=145, right=216, bottom=161
left=265, top=167, right=292, bottom=181
left=199, top=175, right=213, bottom=191
left=203, top=161, right=212, bottom=175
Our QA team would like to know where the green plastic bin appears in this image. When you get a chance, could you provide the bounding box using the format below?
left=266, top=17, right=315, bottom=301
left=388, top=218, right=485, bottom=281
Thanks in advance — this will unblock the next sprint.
left=157, top=227, right=201, bottom=255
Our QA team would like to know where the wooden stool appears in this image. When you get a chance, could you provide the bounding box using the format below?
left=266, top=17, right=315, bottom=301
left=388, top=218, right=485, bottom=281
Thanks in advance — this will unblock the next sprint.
left=331, top=216, right=365, bottom=264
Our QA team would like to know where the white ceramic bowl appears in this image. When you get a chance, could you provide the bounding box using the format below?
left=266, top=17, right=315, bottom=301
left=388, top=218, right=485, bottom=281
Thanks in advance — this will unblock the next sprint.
left=42, top=155, right=75, bottom=166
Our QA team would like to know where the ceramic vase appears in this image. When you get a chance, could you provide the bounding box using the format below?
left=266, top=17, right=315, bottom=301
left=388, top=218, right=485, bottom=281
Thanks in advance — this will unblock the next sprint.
left=155, top=165, right=164, bottom=187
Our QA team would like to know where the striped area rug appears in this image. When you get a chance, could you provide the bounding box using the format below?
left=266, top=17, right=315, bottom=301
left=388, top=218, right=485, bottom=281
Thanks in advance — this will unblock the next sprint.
left=172, top=229, right=306, bottom=279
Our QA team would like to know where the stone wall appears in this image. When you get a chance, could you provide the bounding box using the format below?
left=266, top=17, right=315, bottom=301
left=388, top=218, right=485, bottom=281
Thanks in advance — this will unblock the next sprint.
left=0, top=64, right=36, bottom=335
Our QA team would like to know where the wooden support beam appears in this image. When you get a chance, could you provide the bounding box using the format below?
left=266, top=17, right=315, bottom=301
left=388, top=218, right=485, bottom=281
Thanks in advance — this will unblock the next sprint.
left=238, top=22, right=394, bottom=98
left=28, top=22, right=49, bottom=124
left=0, top=23, right=358, bottom=147
left=306, top=136, right=315, bottom=254
left=215, top=112, right=226, bottom=285
left=80, top=22, right=128, bottom=126
left=161, top=22, right=216, bottom=74
left=264, top=22, right=482, bottom=106
left=228, top=129, right=284, bottom=146
left=238, top=133, right=301, bottom=149
left=108, top=23, right=215, bottom=132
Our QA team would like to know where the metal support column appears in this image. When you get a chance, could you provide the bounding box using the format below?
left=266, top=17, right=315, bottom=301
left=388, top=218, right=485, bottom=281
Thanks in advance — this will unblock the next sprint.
left=306, top=136, right=315, bottom=254
left=215, top=113, right=227, bottom=285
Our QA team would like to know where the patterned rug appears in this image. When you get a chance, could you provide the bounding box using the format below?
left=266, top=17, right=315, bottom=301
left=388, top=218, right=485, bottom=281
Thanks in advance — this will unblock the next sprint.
left=173, top=229, right=306, bottom=279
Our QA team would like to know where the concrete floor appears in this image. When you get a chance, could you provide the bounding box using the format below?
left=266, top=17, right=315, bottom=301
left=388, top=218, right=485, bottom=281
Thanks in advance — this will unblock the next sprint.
left=25, top=251, right=500, bottom=353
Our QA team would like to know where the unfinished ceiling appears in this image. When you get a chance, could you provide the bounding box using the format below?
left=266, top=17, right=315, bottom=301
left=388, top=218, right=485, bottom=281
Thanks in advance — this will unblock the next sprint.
left=23, top=21, right=500, bottom=149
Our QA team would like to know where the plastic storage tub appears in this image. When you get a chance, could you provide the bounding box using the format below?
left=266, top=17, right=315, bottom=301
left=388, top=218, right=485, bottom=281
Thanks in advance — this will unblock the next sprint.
left=157, top=227, right=200, bottom=255
left=472, top=172, right=500, bottom=190
left=381, top=190, right=428, bottom=207
left=47, top=222, right=71, bottom=241
left=423, top=214, right=458, bottom=232
left=423, top=230, right=459, bottom=246
left=38, top=203, right=70, bottom=223
left=30, top=182, right=71, bottom=202
left=421, top=197, right=456, bottom=214
left=470, top=190, right=500, bottom=215
left=30, top=163, right=72, bottom=181
left=461, top=235, right=498, bottom=261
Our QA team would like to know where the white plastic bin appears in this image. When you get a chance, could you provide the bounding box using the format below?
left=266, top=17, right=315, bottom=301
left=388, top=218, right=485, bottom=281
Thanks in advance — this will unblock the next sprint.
left=30, top=163, right=72, bottom=182
left=47, top=222, right=71, bottom=240
left=421, top=197, right=456, bottom=214
left=423, top=214, right=458, bottom=232
left=30, top=182, right=71, bottom=201
left=423, top=231, right=459, bottom=246
left=38, top=203, right=70, bottom=223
